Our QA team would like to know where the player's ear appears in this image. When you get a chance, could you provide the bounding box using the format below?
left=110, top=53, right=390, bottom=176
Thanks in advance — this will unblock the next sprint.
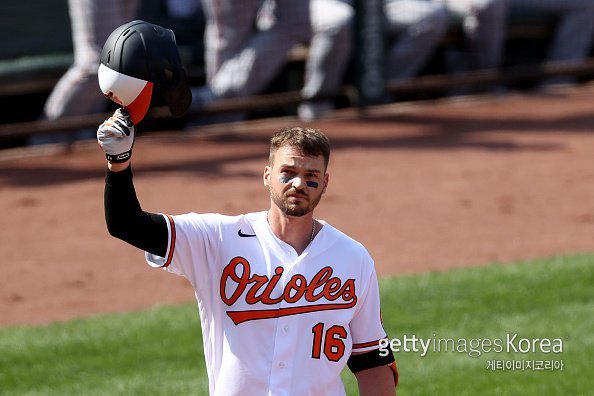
left=263, top=165, right=271, bottom=186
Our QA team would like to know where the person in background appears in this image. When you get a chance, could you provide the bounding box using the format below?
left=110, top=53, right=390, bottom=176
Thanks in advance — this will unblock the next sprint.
left=191, top=0, right=311, bottom=114
left=384, top=0, right=449, bottom=84
left=42, top=0, right=139, bottom=122
left=506, top=0, right=594, bottom=86
left=297, top=0, right=355, bottom=122
left=436, top=0, right=506, bottom=75
left=294, top=0, right=450, bottom=122
left=31, top=0, right=138, bottom=145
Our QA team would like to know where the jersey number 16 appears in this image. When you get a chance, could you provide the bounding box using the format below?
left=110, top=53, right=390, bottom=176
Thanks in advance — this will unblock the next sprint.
left=311, top=323, right=348, bottom=362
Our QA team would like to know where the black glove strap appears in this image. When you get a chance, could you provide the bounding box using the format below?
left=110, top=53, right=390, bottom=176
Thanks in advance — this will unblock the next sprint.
left=106, top=150, right=132, bottom=163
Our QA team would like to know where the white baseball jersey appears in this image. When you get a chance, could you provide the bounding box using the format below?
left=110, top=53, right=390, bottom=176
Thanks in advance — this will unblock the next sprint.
left=146, top=210, right=387, bottom=396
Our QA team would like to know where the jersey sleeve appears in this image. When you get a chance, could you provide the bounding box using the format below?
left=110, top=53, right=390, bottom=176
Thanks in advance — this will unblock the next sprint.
left=350, top=265, right=389, bottom=354
left=145, top=212, right=221, bottom=285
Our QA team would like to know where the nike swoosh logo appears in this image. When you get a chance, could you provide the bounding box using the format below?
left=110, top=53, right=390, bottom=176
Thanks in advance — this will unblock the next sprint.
left=238, top=230, right=257, bottom=238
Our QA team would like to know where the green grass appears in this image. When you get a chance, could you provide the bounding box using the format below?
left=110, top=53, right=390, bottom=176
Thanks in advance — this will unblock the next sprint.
left=342, top=253, right=593, bottom=395
left=1, top=254, right=592, bottom=395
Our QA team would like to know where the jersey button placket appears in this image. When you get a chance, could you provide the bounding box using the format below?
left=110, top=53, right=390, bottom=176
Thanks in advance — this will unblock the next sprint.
left=269, top=317, right=293, bottom=392
left=269, top=270, right=299, bottom=394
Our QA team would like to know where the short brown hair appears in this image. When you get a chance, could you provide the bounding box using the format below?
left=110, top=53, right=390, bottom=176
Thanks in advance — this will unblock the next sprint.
left=269, top=127, right=331, bottom=168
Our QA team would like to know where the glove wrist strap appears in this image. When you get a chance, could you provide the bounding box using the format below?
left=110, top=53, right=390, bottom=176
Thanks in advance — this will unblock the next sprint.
left=106, top=150, right=132, bottom=163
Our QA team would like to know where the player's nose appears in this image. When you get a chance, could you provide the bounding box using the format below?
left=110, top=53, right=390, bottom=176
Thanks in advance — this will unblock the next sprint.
left=291, top=176, right=305, bottom=189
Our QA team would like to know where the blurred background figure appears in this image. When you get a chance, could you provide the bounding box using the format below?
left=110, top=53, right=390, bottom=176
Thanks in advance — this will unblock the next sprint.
left=32, top=0, right=139, bottom=144
left=298, top=0, right=355, bottom=122
left=437, top=0, right=506, bottom=74
left=297, top=0, right=449, bottom=121
left=42, top=0, right=139, bottom=122
left=384, top=0, right=449, bottom=83
left=165, top=0, right=201, bottom=20
left=191, top=0, right=311, bottom=115
left=507, top=0, right=594, bottom=87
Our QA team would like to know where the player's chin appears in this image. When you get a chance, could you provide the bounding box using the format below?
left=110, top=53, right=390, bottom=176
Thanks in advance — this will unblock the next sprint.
left=283, top=203, right=311, bottom=217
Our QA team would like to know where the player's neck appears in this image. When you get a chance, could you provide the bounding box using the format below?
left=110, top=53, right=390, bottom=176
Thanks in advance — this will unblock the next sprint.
left=266, top=209, right=318, bottom=255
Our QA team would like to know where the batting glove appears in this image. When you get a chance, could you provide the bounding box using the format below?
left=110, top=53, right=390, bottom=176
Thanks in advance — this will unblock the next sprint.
left=97, top=108, right=135, bottom=163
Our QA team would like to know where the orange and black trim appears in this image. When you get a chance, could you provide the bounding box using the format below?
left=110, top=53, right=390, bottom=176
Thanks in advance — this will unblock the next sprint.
left=352, top=337, right=386, bottom=350
left=163, top=214, right=176, bottom=267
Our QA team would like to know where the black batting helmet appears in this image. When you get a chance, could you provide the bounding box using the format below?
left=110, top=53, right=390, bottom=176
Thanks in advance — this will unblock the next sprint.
left=98, top=20, right=191, bottom=124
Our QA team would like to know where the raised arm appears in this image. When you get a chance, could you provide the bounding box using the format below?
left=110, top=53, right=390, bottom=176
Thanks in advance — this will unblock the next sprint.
left=98, top=109, right=168, bottom=257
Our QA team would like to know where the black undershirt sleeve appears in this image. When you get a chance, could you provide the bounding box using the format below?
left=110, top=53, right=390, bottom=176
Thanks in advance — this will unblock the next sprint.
left=104, top=165, right=168, bottom=258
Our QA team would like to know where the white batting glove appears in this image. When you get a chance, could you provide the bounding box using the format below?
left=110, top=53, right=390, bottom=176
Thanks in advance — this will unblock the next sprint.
left=97, top=108, right=135, bottom=163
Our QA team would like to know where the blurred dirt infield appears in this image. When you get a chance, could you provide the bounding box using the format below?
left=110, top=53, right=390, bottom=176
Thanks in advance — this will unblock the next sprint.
left=1, top=85, right=594, bottom=327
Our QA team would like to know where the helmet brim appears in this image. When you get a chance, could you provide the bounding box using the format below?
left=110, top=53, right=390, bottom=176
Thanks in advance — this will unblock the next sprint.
left=98, top=63, right=154, bottom=125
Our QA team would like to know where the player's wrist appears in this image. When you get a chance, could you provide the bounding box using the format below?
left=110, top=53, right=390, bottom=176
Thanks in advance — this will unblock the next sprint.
left=105, top=149, right=133, bottom=164
left=107, top=160, right=131, bottom=172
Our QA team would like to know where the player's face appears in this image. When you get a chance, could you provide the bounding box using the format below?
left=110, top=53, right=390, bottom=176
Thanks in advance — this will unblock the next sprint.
left=264, top=145, right=328, bottom=217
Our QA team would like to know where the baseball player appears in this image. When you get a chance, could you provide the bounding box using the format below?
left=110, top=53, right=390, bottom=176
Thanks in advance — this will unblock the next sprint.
left=193, top=0, right=311, bottom=104
left=97, top=21, right=397, bottom=395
